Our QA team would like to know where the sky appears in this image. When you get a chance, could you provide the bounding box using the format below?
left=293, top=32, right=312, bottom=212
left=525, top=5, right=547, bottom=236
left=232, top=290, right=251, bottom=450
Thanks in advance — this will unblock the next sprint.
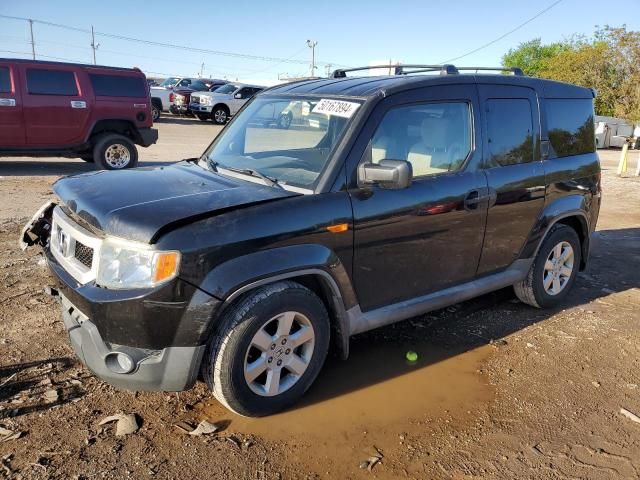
left=1, top=0, right=639, bottom=85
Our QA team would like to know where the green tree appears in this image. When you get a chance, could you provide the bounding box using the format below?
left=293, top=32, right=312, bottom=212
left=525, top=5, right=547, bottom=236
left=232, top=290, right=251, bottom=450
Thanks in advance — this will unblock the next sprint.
left=501, top=26, right=640, bottom=121
left=502, top=39, right=568, bottom=77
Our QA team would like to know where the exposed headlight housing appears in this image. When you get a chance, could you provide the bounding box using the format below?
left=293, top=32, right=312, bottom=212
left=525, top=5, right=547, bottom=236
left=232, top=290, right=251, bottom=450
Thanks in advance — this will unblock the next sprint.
left=96, top=238, right=180, bottom=289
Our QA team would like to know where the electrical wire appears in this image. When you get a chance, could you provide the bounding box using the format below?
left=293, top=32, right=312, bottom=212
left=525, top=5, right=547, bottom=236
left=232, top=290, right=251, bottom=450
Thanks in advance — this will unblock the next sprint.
left=439, top=0, right=564, bottom=63
left=0, top=14, right=344, bottom=67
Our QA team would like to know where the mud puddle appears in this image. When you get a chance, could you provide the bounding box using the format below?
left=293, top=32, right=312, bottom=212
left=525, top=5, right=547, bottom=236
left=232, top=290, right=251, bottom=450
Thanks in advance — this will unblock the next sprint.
left=198, top=338, right=494, bottom=476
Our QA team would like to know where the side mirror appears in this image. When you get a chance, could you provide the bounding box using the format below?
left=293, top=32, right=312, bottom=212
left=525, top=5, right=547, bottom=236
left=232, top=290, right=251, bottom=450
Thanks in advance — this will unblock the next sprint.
left=359, top=159, right=412, bottom=189
left=234, top=93, right=242, bottom=99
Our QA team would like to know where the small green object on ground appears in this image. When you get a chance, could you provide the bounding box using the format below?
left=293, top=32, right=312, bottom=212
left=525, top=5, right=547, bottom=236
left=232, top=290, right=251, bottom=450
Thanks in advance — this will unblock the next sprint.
left=406, top=351, right=418, bottom=363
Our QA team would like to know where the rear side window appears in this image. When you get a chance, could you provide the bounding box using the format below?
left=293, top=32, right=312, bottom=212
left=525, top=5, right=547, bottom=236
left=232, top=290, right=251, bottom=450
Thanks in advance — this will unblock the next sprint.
left=486, top=99, right=534, bottom=167
left=89, top=74, right=147, bottom=97
left=27, top=69, right=78, bottom=96
left=545, top=99, right=595, bottom=157
left=0, top=67, right=10, bottom=93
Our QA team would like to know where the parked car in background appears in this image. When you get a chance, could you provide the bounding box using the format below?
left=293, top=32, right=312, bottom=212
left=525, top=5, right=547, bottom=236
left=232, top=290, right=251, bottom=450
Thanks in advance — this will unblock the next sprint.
left=150, top=77, right=214, bottom=121
left=189, top=83, right=264, bottom=124
left=0, top=58, right=157, bottom=170
left=170, top=80, right=227, bottom=116
left=22, top=65, right=600, bottom=416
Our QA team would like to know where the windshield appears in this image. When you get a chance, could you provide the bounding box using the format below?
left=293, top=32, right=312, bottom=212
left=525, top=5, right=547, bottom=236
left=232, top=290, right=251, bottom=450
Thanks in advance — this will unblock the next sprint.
left=212, top=84, right=238, bottom=95
left=160, top=77, right=180, bottom=87
left=203, top=96, right=362, bottom=190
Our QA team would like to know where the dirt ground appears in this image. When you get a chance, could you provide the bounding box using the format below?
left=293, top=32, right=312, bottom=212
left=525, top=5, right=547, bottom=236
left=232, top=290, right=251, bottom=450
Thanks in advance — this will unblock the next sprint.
left=1, top=118, right=639, bottom=479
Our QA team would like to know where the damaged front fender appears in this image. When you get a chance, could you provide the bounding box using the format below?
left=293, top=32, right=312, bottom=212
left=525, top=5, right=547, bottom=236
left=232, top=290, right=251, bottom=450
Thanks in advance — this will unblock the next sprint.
left=19, top=201, right=56, bottom=251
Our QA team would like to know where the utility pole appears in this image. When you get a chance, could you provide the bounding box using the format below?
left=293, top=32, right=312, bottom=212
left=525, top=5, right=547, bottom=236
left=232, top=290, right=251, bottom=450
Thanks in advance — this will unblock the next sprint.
left=199, top=62, right=204, bottom=78
left=325, top=64, right=332, bottom=77
left=90, top=26, right=100, bottom=65
left=28, top=19, right=35, bottom=59
left=306, top=40, right=317, bottom=77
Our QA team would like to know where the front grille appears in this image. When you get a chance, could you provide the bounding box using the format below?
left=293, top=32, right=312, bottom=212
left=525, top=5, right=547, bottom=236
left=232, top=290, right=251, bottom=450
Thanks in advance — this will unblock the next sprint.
left=74, top=241, right=94, bottom=268
left=51, top=207, right=101, bottom=285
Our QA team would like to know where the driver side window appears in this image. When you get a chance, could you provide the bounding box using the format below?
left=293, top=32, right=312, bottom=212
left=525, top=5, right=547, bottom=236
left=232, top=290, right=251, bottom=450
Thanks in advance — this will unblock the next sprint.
left=368, top=102, right=472, bottom=178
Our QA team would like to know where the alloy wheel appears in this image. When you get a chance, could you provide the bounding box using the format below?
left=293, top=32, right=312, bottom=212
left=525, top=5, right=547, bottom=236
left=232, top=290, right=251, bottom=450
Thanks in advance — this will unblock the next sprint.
left=214, top=109, right=227, bottom=123
left=243, top=311, right=315, bottom=397
left=543, top=241, right=574, bottom=295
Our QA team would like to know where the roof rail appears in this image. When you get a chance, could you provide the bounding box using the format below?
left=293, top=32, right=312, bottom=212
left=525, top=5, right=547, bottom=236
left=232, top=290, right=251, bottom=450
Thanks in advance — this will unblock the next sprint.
left=331, top=64, right=459, bottom=78
left=455, top=67, right=524, bottom=76
left=330, top=64, right=524, bottom=78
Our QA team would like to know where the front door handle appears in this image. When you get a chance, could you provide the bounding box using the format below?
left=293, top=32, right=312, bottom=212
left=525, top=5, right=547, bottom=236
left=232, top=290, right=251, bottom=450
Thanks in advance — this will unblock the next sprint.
left=70, top=100, right=87, bottom=109
left=464, top=189, right=489, bottom=210
left=0, top=98, right=16, bottom=107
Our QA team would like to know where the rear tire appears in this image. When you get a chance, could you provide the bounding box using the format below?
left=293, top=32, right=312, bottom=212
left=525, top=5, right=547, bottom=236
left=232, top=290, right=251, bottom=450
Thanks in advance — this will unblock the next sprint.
left=151, top=103, right=161, bottom=122
left=202, top=281, right=330, bottom=417
left=93, top=134, right=139, bottom=170
left=514, top=224, right=581, bottom=308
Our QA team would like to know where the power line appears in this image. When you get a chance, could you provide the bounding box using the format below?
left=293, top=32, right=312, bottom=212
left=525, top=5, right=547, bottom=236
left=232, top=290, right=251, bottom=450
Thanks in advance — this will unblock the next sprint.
left=0, top=49, right=81, bottom=63
left=439, top=0, right=564, bottom=63
left=0, top=14, right=344, bottom=67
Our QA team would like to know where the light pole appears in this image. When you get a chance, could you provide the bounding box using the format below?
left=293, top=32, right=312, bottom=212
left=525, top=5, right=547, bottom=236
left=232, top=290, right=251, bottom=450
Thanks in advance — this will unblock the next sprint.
left=90, top=26, right=100, bottom=65
left=306, top=40, right=317, bottom=77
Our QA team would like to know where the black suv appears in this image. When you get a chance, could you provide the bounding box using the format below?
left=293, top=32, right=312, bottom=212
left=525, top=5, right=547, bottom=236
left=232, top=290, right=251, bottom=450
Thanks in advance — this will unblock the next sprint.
left=22, top=65, right=601, bottom=416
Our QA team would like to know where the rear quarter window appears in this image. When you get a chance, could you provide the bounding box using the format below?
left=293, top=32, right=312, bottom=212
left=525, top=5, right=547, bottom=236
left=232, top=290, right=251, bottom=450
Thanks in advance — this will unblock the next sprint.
left=545, top=99, right=595, bottom=157
left=27, top=69, right=78, bottom=96
left=0, top=67, right=11, bottom=93
left=89, top=74, right=147, bottom=97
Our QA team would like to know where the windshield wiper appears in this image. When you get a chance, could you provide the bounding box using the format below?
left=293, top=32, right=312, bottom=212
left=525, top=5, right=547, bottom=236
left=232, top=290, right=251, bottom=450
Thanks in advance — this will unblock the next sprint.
left=205, top=156, right=218, bottom=172
left=220, top=165, right=283, bottom=189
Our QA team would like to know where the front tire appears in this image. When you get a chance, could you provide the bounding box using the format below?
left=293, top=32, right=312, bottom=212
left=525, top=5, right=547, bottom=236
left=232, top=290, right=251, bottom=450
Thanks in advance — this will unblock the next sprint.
left=202, top=281, right=330, bottom=417
left=277, top=112, right=293, bottom=129
left=514, top=224, right=581, bottom=308
left=211, top=105, right=229, bottom=125
left=93, top=134, right=139, bottom=170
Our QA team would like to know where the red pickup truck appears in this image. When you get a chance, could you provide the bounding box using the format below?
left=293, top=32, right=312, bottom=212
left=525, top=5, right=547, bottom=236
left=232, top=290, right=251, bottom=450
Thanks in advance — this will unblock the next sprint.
left=0, top=58, right=158, bottom=170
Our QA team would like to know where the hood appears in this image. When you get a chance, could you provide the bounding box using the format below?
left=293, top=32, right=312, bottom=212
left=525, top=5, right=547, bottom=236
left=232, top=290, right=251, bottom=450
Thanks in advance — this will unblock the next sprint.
left=53, top=162, right=298, bottom=243
left=150, top=86, right=171, bottom=91
left=193, top=91, right=228, bottom=99
left=173, top=87, right=196, bottom=95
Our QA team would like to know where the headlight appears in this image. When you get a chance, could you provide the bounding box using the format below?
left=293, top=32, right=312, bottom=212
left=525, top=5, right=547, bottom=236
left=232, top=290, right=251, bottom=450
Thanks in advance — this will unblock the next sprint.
left=200, top=96, right=211, bottom=105
left=96, top=238, right=180, bottom=289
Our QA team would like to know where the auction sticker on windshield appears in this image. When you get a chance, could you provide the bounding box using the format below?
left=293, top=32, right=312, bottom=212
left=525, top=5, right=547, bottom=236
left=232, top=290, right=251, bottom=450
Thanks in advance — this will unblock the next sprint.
left=312, top=99, right=360, bottom=118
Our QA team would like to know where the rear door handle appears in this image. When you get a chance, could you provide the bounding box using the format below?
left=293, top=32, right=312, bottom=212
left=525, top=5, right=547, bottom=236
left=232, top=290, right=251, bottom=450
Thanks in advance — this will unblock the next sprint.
left=70, top=100, right=87, bottom=109
left=0, top=98, right=16, bottom=107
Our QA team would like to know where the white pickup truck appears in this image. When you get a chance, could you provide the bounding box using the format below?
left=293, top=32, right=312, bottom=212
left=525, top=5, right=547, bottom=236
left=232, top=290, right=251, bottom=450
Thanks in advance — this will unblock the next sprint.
left=150, top=77, right=207, bottom=121
left=189, top=83, right=264, bottom=124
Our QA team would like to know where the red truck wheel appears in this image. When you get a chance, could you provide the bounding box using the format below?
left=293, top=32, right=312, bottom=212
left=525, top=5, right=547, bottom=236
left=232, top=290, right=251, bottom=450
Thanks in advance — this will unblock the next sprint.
left=93, top=134, right=139, bottom=170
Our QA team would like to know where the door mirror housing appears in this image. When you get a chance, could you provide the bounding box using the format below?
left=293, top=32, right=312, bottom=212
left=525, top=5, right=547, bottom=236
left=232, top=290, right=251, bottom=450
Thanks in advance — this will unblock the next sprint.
left=359, top=159, right=413, bottom=189
left=234, top=93, right=243, bottom=99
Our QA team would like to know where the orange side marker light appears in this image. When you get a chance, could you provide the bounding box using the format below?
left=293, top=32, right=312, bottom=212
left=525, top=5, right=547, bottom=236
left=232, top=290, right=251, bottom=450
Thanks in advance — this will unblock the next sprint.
left=326, top=223, right=349, bottom=234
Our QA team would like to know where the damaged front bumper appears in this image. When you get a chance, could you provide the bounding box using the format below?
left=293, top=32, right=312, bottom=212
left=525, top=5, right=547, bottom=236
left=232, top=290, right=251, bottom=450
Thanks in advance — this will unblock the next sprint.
left=19, top=200, right=56, bottom=251
left=21, top=202, right=220, bottom=392
left=58, top=290, right=205, bottom=391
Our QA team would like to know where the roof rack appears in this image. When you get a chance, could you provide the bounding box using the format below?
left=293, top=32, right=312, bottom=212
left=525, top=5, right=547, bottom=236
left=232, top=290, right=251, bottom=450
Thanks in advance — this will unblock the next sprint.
left=330, top=64, right=523, bottom=78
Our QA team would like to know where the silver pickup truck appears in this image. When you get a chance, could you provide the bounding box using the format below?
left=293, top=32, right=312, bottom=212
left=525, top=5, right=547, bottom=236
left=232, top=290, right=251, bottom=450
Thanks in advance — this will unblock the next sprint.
left=189, top=83, right=264, bottom=124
